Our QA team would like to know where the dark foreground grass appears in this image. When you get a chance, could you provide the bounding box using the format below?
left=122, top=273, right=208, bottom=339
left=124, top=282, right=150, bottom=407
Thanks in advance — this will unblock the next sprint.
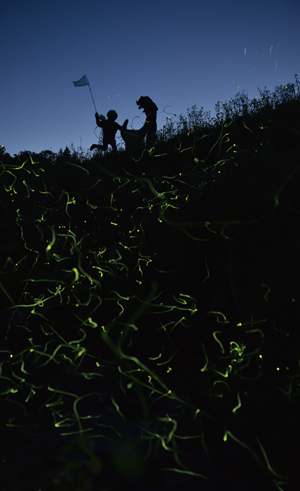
left=1, top=79, right=300, bottom=490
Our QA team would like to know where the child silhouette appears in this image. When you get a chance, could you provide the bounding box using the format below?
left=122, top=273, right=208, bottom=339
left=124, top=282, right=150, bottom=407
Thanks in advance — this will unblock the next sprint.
left=90, top=110, right=128, bottom=152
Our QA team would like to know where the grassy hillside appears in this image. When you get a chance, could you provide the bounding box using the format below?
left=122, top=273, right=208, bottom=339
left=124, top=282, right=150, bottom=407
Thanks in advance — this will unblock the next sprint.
left=1, top=78, right=300, bottom=490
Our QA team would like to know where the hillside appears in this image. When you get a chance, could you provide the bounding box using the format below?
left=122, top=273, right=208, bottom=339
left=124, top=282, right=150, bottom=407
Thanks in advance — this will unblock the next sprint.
left=1, top=79, right=300, bottom=490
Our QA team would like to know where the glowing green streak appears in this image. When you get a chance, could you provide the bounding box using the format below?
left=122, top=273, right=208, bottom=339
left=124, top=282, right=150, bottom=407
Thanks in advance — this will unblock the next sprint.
left=156, top=350, right=178, bottom=366
left=232, top=391, right=242, bottom=413
left=72, top=393, right=97, bottom=434
left=159, top=467, right=208, bottom=480
left=46, top=395, right=63, bottom=408
left=87, top=317, right=98, bottom=328
left=212, top=331, right=225, bottom=353
left=202, top=255, right=210, bottom=283
left=179, top=228, right=209, bottom=241
left=25, top=387, right=36, bottom=403
left=22, top=180, right=33, bottom=197
left=32, top=344, right=63, bottom=367
left=168, top=439, right=188, bottom=471
left=172, top=293, right=196, bottom=306
left=208, top=311, right=229, bottom=323
left=9, top=293, right=56, bottom=309
left=77, top=252, right=101, bottom=288
left=213, top=366, right=232, bottom=378
left=243, top=119, right=254, bottom=133
left=0, top=280, right=18, bottom=309
left=261, top=283, right=271, bottom=301
left=54, top=417, right=75, bottom=428
left=111, top=395, right=125, bottom=420
left=200, top=343, right=209, bottom=372
left=71, top=267, right=80, bottom=283
left=3, top=171, right=17, bottom=192
left=11, top=370, right=26, bottom=384
left=20, top=361, right=29, bottom=374
left=45, top=225, right=56, bottom=260
left=64, top=160, right=90, bottom=175
left=35, top=223, right=44, bottom=240
left=47, top=386, right=77, bottom=398
left=224, top=430, right=265, bottom=469
left=156, top=415, right=177, bottom=443
left=256, top=437, right=286, bottom=479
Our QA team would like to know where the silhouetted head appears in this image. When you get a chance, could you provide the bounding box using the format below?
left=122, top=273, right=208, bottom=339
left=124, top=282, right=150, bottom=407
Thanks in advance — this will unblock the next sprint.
left=136, top=96, right=158, bottom=112
left=107, top=110, right=118, bottom=121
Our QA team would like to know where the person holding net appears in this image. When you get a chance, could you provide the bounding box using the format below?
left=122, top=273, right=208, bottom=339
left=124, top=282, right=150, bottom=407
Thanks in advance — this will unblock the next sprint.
left=90, top=110, right=128, bottom=152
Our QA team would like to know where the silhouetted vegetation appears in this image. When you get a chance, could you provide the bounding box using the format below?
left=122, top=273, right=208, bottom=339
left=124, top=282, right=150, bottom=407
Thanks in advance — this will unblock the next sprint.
left=1, top=76, right=300, bottom=490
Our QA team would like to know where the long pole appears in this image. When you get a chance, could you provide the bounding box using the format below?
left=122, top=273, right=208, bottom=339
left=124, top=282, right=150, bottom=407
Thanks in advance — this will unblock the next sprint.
left=88, top=85, right=97, bottom=114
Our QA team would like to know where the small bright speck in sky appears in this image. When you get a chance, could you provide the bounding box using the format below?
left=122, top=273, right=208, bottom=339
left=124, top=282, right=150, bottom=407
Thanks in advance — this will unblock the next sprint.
left=1, top=0, right=299, bottom=156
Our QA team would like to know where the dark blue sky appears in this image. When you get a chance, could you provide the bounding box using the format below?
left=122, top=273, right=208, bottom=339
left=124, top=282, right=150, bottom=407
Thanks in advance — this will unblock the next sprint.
left=1, top=0, right=299, bottom=156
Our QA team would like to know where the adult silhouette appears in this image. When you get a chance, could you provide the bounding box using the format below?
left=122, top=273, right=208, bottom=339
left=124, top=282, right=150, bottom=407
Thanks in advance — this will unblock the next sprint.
left=121, top=96, right=158, bottom=153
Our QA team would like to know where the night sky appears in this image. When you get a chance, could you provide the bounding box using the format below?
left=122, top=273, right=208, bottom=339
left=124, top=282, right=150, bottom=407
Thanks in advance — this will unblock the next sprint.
left=1, top=0, right=299, bottom=156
